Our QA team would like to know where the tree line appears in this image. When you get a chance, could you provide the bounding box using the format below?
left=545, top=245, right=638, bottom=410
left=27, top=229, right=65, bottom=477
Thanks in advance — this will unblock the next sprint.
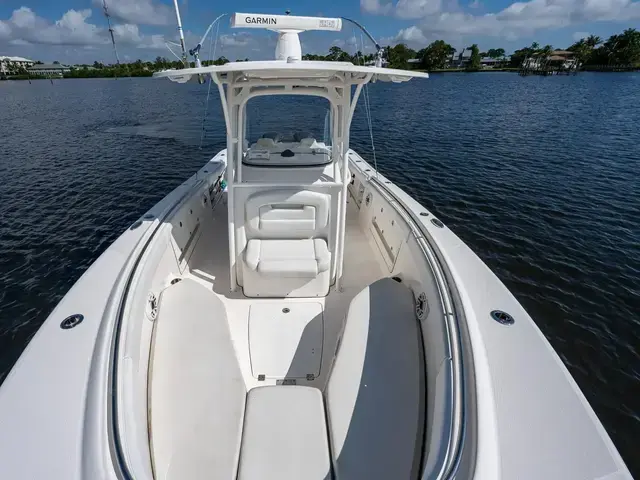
left=569, top=29, right=639, bottom=65
left=304, top=42, right=501, bottom=71
left=64, top=56, right=233, bottom=78
left=3, top=27, right=637, bottom=80
left=382, top=27, right=639, bottom=71
left=1, top=56, right=234, bottom=80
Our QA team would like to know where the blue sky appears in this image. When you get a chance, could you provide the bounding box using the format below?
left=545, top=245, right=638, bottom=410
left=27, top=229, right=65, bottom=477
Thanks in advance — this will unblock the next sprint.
left=1, top=0, right=639, bottom=63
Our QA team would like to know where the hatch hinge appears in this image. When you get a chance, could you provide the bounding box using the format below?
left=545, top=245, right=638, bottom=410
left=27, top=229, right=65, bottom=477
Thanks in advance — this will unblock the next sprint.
left=146, top=292, right=158, bottom=321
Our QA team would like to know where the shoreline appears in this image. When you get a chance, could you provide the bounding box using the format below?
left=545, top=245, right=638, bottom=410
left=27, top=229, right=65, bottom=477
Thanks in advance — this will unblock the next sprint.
left=418, top=66, right=639, bottom=73
left=2, top=65, right=638, bottom=81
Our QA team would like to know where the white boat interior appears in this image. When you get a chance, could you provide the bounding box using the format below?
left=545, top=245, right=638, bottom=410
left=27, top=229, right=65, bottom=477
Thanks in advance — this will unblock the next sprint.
left=0, top=12, right=632, bottom=480
left=150, top=155, right=433, bottom=471
left=138, top=39, right=445, bottom=478
left=147, top=168, right=428, bottom=480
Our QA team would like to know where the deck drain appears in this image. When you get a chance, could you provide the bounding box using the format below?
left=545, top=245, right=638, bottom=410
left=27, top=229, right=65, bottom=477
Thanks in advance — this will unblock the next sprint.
left=490, top=310, right=514, bottom=325
left=420, top=212, right=429, bottom=217
left=171, top=278, right=182, bottom=285
left=282, top=307, right=290, bottom=314
left=431, top=218, right=444, bottom=228
left=60, top=314, right=84, bottom=330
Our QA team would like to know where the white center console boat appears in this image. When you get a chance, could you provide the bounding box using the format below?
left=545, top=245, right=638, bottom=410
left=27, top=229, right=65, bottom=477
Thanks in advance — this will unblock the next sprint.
left=0, top=11, right=631, bottom=480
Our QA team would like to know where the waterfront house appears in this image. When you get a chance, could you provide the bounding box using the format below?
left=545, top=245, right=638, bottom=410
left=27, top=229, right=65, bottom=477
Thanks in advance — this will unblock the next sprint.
left=547, top=50, right=579, bottom=70
left=448, top=51, right=472, bottom=68
left=0, top=56, right=35, bottom=74
left=27, top=63, right=71, bottom=76
left=520, top=50, right=579, bottom=75
left=407, top=58, right=421, bottom=69
left=480, top=57, right=511, bottom=68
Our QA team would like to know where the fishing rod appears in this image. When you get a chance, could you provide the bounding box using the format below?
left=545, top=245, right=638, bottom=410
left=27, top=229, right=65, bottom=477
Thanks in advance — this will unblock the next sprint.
left=171, top=0, right=189, bottom=68
left=103, top=0, right=120, bottom=65
left=189, top=14, right=228, bottom=69
left=340, top=16, right=385, bottom=67
left=169, top=2, right=228, bottom=84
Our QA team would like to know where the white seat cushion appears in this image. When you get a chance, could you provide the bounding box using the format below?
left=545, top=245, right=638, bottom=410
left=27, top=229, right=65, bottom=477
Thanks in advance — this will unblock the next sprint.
left=325, top=277, right=425, bottom=479
left=245, top=239, right=330, bottom=278
left=256, top=137, right=276, bottom=148
left=245, top=190, right=330, bottom=239
left=238, top=386, right=331, bottom=480
left=150, top=279, right=246, bottom=480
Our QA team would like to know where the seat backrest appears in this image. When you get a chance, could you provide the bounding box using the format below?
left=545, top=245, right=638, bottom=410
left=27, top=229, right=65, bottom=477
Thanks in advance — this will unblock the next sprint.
left=255, top=137, right=276, bottom=149
left=234, top=188, right=334, bottom=287
left=325, top=277, right=425, bottom=479
left=244, top=189, right=330, bottom=240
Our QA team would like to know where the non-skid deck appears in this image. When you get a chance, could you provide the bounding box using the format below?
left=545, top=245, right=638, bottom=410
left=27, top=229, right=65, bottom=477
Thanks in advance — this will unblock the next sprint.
left=181, top=196, right=384, bottom=390
left=149, top=197, right=406, bottom=480
left=150, top=238, right=423, bottom=480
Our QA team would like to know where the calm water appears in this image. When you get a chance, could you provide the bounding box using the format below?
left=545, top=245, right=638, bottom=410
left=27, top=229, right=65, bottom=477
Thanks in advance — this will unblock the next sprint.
left=1, top=73, right=639, bottom=474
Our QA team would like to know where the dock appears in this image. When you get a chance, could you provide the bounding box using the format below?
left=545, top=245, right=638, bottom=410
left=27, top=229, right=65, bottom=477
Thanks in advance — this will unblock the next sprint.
left=519, top=50, right=580, bottom=76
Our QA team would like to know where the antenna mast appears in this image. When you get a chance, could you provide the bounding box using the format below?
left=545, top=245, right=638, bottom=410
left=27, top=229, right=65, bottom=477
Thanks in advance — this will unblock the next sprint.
left=102, top=0, right=120, bottom=65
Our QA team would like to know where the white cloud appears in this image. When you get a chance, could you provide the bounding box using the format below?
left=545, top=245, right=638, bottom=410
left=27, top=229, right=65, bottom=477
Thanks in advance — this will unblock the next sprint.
left=0, top=21, right=11, bottom=40
left=113, top=24, right=143, bottom=44
left=0, top=6, right=171, bottom=53
left=93, top=0, right=172, bottom=26
left=220, top=33, right=251, bottom=47
left=139, top=34, right=167, bottom=50
left=9, top=7, right=38, bottom=30
left=3, top=7, right=104, bottom=46
left=366, top=0, right=640, bottom=40
left=112, top=25, right=172, bottom=50
left=395, top=0, right=443, bottom=18
left=361, top=0, right=393, bottom=15
left=389, top=24, right=466, bottom=49
left=362, top=0, right=443, bottom=18
left=395, top=26, right=429, bottom=43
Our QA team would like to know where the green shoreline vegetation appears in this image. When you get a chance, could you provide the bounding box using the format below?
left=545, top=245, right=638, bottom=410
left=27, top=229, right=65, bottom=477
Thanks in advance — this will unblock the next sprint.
left=2, top=27, right=638, bottom=81
left=377, top=27, right=640, bottom=72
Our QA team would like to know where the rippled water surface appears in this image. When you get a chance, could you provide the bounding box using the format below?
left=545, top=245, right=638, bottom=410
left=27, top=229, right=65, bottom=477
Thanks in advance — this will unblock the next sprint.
left=1, top=74, right=639, bottom=474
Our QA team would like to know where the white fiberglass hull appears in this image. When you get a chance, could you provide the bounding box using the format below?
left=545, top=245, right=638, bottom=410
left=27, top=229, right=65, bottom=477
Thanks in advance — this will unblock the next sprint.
left=0, top=150, right=631, bottom=480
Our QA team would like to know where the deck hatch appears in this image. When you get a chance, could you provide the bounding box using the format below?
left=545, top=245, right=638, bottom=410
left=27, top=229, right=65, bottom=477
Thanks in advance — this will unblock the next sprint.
left=248, top=302, right=324, bottom=379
